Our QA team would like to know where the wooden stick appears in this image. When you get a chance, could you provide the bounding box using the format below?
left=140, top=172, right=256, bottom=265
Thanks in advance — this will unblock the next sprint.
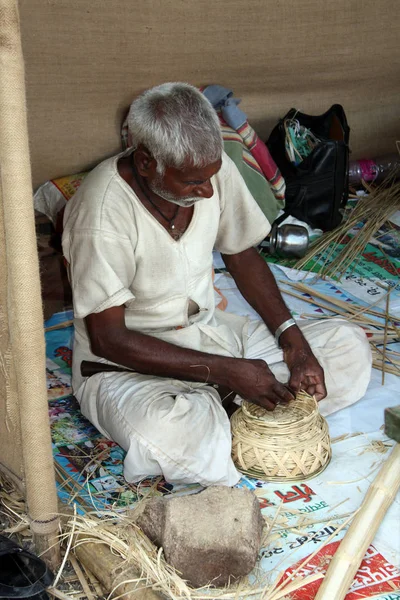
left=315, top=444, right=400, bottom=600
left=48, top=588, right=76, bottom=600
left=81, top=562, right=106, bottom=598
left=45, top=320, right=74, bottom=332
left=69, top=554, right=96, bottom=600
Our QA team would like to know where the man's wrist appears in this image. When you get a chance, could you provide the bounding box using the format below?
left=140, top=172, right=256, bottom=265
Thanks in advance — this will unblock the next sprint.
left=275, top=318, right=297, bottom=346
left=211, top=356, right=238, bottom=387
left=279, top=324, right=308, bottom=351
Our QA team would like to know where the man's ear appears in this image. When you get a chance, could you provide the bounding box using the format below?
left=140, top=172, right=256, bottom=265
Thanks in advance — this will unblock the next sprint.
left=134, top=146, right=158, bottom=178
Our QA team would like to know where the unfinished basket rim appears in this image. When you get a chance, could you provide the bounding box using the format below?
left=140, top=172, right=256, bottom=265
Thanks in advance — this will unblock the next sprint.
left=242, top=392, right=318, bottom=426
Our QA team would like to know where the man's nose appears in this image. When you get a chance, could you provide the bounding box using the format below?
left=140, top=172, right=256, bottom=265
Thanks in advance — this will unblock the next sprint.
left=194, top=180, right=213, bottom=198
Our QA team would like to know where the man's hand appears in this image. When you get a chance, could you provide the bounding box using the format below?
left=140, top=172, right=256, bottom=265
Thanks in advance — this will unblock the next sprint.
left=222, top=249, right=326, bottom=403
left=283, top=343, right=327, bottom=401
left=227, top=359, right=295, bottom=411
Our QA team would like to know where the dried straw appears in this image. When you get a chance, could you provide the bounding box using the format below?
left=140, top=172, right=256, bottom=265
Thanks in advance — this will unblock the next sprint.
left=1, top=470, right=360, bottom=600
left=231, top=392, right=331, bottom=481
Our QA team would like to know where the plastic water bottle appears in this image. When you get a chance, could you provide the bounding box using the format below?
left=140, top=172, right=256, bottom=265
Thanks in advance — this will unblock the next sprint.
left=349, top=154, right=400, bottom=186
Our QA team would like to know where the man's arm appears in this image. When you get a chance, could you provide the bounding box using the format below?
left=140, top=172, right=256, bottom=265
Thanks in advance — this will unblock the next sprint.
left=222, top=247, right=327, bottom=400
left=85, top=305, right=295, bottom=410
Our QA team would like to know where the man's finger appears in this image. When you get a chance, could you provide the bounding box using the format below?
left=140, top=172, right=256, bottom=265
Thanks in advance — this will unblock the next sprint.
left=314, top=387, right=327, bottom=401
left=273, top=383, right=295, bottom=404
left=313, top=378, right=327, bottom=401
left=257, top=397, right=276, bottom=411
left=288, top=370, right=302, bottom=393
left=306, top=384, right=316, bottom=396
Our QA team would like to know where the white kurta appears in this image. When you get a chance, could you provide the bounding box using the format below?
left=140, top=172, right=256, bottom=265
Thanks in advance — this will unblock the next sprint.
left=63, top=150, right=372, bottom=486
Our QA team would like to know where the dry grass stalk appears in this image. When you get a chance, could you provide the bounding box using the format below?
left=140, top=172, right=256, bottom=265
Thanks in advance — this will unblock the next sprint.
left=315, top=444, right=400, bottom=600
left=294, top=173, right=400, bottom=280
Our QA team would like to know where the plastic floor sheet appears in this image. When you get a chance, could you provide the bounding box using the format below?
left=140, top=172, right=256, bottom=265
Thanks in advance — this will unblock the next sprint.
left=45, top=264, right=400, bottom=599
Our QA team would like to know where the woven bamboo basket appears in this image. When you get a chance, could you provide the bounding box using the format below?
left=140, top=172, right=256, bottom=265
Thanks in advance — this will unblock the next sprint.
left=231, top=392, right=331, bottom=481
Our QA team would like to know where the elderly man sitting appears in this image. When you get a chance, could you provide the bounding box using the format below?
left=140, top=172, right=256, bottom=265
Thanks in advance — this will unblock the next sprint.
left=62, top=82, right=372, bottom=487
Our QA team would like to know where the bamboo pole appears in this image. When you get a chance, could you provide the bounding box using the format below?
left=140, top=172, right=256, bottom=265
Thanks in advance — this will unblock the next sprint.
left=74, top=541, right=163, bottom=600
left=315, top=444, right=400, bottom=600
left=0, top=0, right=60, bottom=567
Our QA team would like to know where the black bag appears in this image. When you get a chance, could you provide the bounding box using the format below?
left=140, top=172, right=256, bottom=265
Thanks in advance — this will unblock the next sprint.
left=0, top=534, right=54, bottom=599
left=267, top=104, right=350, bottom=231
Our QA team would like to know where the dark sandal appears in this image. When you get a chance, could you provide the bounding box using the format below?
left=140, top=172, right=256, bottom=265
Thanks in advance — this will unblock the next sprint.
left=0, top=535, right=54, bottom=599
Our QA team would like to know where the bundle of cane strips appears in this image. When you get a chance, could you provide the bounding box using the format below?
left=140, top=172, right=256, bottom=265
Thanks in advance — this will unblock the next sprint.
left=294, top=172, right=400, bottom=281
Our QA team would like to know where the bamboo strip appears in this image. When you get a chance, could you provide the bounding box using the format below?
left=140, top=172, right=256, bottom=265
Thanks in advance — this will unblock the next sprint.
left=372, top=361, right=400, bottom=376
left=372, top=345, right=400, bottom=374
left=281, top=281, right=399, bottom=378
left=315, top=444, right=400, bottom=600
left=282, top=280, right=399, bottom=324
left=381, top=290, right=391, bottom=384
left=282, top=288, right=395, bottom=331
left=48, top=588, right=75, bottom=600
left=299, top=316, right=398, bottom=340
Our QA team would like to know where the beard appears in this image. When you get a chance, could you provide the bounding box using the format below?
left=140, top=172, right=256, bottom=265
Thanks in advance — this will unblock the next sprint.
left=148, top=176, right=202, bottom=208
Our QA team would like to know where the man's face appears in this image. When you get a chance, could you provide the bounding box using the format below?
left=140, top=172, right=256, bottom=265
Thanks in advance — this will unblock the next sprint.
left=148, top=158, right=222, bottom=207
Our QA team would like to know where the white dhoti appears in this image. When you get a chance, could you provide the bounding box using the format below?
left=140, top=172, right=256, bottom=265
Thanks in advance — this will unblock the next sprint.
left=76, top=316, right=372, bottom=487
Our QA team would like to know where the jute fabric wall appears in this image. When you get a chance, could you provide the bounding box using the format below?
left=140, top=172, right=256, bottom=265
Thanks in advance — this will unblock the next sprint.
left=19, top=0, right=400, bottom=190
left=0, top=0, right=60, bottom=563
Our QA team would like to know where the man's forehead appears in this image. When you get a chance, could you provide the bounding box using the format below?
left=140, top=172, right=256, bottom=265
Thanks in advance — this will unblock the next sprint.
left=168, top=158, right=222, bottom=180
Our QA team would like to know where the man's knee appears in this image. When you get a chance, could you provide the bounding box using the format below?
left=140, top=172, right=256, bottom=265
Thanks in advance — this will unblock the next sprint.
left=304, top=318, right=370, bottom=353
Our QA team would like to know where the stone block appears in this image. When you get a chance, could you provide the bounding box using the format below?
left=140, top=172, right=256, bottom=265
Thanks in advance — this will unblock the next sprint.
left=135, top=486, right=264, bottom=587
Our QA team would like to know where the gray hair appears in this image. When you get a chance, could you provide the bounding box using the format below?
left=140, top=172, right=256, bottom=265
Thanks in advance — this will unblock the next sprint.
left=127, top=82, right=222, bottom=173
